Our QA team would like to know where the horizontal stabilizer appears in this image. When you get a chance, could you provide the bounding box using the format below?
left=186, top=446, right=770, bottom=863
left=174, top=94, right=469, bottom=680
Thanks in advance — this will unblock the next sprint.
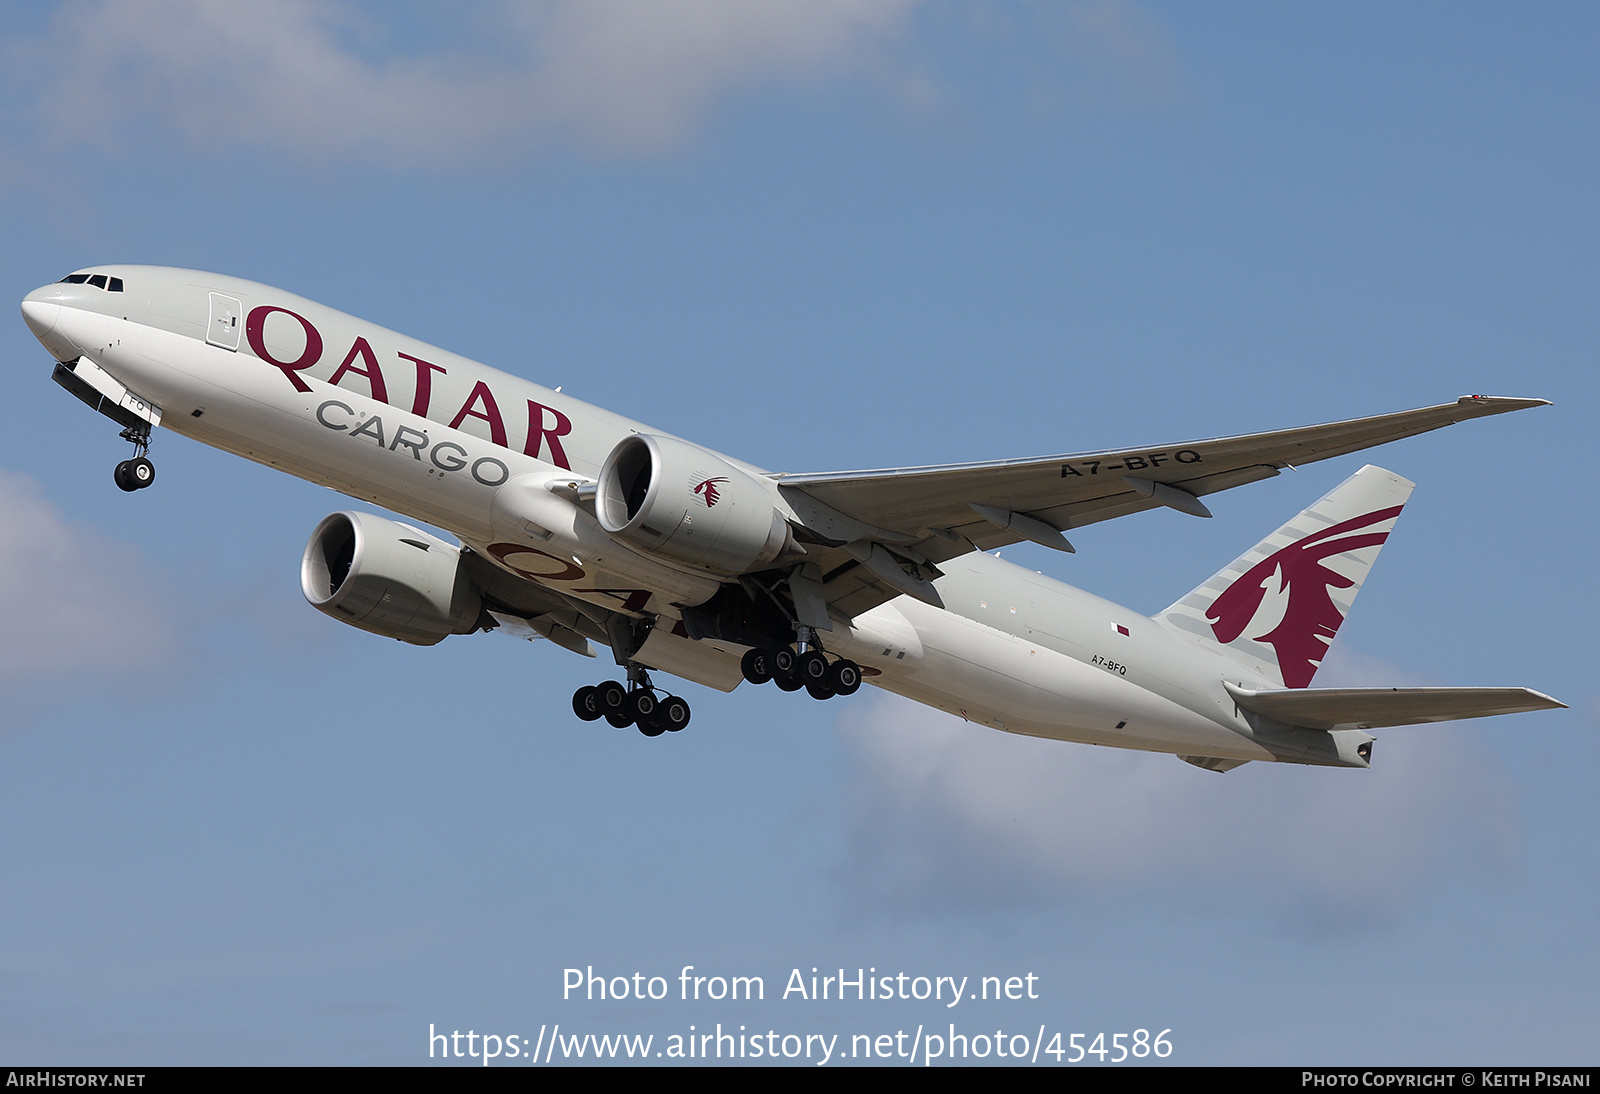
left=1180, top=754, right=1252, bottom=773
left=1224, top=682, right=1566, bottom=730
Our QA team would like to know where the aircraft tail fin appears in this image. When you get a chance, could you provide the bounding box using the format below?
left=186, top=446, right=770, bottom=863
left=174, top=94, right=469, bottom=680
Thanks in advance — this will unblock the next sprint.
left=1154, top=464, right=1414, bottom=688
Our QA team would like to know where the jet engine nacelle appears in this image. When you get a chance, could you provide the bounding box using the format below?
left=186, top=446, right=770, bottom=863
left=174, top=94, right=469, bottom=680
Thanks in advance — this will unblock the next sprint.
left=596, top=434, right=794, bottom=575
left=301, top=511, right=482, bottom=645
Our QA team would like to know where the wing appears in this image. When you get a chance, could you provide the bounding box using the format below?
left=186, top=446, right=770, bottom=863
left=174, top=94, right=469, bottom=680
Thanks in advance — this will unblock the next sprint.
left=774, top=396, right=1548, bottom=620
left=460, top=549, right=747, bottom=691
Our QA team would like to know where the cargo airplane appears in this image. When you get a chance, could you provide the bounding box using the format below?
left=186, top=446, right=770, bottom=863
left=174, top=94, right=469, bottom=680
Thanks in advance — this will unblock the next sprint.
left=20, top=267, right=1564, bottom=769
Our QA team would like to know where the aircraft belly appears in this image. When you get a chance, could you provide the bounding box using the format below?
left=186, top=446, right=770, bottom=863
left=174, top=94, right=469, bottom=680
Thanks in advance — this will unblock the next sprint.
left=815, top=602, right=926, bottom=680
left=889, top=598, right=1271, bottom=760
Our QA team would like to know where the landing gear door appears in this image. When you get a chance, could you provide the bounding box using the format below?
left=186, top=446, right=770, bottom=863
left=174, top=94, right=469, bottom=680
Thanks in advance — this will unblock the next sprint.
left=207, top=292, right=243, bottom=350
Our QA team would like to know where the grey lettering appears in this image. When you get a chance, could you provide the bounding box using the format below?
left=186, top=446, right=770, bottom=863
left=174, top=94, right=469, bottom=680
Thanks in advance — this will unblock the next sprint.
left=471, top=456, right=510, bottom=487
left=390, top=425, right=429, bottom=460
left=431, top=442, right=468, bottom=472
left=315, top=400, right=355, bottom=430
left=349, top=415, right=386, bottom=447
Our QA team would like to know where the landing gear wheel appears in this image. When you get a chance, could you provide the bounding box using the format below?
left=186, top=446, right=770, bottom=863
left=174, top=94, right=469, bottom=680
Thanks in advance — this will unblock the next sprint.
left=605, top=711, right=633, bottom=729
left=127, top=457, right=155, bottom=489
left=637, top=718, right=667, bottom=738
left=796, top=650, right=829, bottom=686
left=596, top=680, right=628, bottom=717
left=806, top=681, right=835, bottom=701
left=770, top=646, right=798, bottom=680
left=774, top=674, right=805, bottom=692
left=740, top=648, right=772, bottom=685
left=826, top=659, right=862, bottom=695
left=659, top=695, right=691, bottom=732
left=628, top=689, right=658, bottom=722
left=113, top=461, right=137, bottom=492
left=573, top=686, right=602, bottom=721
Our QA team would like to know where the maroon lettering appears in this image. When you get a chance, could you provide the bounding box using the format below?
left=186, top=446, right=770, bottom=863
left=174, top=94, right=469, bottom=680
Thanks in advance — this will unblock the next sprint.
left=246, top=306, right=323, bottom=393
left=328, top=337, right=389, bottom=404
left=400, top=352, right=447, bottom=417
left=449, top=381, right=507, bottom=447
left=524, top=401, right=573, bottom=470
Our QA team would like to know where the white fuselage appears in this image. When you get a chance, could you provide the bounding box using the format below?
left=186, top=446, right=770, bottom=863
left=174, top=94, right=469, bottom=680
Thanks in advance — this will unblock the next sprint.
left=22, top=266, right=1303, bottom=766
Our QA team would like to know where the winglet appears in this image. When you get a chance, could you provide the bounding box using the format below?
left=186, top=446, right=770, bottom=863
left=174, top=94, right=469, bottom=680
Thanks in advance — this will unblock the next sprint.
left=1453, top=394, right=1553, bottom=416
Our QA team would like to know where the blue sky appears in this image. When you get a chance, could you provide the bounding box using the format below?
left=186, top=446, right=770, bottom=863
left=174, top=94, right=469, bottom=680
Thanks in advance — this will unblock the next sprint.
left=0, top=1, right=1595, bottom=1065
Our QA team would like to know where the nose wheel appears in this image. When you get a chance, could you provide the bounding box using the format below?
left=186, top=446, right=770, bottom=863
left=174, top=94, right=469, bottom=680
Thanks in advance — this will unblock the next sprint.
left=113, top=425, right=156, bottom=492
left=114, top=456, right=156, bottom=492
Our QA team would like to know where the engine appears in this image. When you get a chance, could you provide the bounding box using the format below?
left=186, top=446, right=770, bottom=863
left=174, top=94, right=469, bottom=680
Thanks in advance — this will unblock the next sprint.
left=301, top=511, right=483, bottom=645
left=596, top=434, right=796, bottom=574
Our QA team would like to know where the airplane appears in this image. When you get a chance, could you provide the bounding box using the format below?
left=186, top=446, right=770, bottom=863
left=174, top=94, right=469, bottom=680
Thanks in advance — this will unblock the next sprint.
left=20, top=266, right=1564, bottom=770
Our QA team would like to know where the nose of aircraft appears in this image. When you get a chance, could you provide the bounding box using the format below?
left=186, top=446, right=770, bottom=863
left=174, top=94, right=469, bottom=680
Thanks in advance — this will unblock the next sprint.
left=21, top=284, right=63, bottom=341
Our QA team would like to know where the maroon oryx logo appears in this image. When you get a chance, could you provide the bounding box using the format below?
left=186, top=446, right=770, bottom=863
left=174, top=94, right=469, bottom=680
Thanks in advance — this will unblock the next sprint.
left=1207, top=505, right=1403, bottom=688
left=692, top=476, right=731, bottom=508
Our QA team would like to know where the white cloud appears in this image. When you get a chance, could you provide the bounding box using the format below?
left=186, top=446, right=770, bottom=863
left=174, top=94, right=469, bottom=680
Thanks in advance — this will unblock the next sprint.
left=0, top=470, right=177, bottom=688
left=1313, top=642, right=1439, bottom=689
left=519, top=0, right=919, bottom=152
left=11, top=0, right=921, bottom=164
left=836, top=689, right=1519, bottom=921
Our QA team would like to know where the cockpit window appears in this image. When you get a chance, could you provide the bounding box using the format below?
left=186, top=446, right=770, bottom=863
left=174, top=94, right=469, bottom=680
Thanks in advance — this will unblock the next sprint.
left=56, top=272, right=124, bottom=291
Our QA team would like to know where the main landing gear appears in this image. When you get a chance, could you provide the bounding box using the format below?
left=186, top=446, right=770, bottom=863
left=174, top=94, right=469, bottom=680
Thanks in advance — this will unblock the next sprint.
left=739, top=632, right=862, bottom=702
left=113, top=424, right=156, bottom=492
left=571, top=665, right=691, bottom=738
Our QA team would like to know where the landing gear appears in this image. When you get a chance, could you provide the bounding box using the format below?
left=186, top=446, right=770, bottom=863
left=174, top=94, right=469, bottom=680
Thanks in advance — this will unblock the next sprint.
left=740, top=647, right=772, bottom=685
left=796, top=650, right=830, bottom=687
left=114, top=456, right=156, bottom=491
left=826, top=659, right=862, bottom=695
left=113, top=426, right=156, bottom=492
left=739, top=626, right=862, bottom=702
left=570, top=667, right=691, bottom=737
left=657, top=695, right=691, bottom=732
left=628, top=688, right=657, bottom=723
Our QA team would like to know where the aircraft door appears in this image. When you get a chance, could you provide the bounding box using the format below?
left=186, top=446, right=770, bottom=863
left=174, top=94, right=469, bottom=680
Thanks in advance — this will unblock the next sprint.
left=207, top=292, right=243, bottom=350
